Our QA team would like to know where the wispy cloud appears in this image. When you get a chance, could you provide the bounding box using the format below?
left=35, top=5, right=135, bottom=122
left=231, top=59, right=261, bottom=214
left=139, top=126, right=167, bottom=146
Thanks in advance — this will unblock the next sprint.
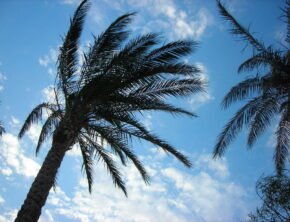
left=39, top=48, right=58, bottom=77
left=39, top=48, right=58, bottom=68
left=40, top=151, right=249, bottom=222
left=65, top=0, right=214, bottom=40
left=0, top=133, right=40, bottom=178
left=188, top=62, right=214, bottom=110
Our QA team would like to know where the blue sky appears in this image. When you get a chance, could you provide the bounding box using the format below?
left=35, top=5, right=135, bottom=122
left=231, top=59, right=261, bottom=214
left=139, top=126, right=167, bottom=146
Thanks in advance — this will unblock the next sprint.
left=0, top=0, right=287, bottom=221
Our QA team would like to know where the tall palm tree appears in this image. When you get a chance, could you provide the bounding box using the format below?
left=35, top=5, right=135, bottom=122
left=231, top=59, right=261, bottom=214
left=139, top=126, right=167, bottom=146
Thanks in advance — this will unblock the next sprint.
left=15, top=0, right=205, bottom=221
left=213, top=0, right=290, bottom=175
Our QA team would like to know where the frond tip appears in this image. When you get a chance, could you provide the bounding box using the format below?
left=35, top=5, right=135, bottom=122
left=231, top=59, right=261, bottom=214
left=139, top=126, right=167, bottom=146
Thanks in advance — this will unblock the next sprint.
left=18, top=103, right=56, bottom=139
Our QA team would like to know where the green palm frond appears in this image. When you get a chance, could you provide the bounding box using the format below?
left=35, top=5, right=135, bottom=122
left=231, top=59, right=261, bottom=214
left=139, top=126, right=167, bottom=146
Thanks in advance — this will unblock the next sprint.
left=87, top=124, right=150, bottom=184
left=36, top=110, right=62, bottom=155
left=121, top=33, right=159, bottom=56
left=78, top=13, right=135, bottom=90
left=130, top=77, right=205, bottom=99
left=283, top=0, right=290, bottom=44
left=214, top=96, right=263, bottom=158
left=222, top=77, right=263, bottom=108
left=98, top=93, right=197, bottom=117
left=103, top=114, right=192, bottom=167
left=81, top=132, right=127, bottom=196
left=275, top=109, right=290, bottom=175
left=58, top=0, right=91, bottom=97
left=216, top=0, right=266, bottom=52
left=79, top=138, right=94, bottom=193
left=147, top=40, right=197, bottom=64
left=88, top=109, right=192, bottom=167
left=18, top=103, right=56, bottom=139
left=238, top=50, right=278, bottom=73
left=247, top=96, right=280, bottom=147
left=129, top=128, right=193, bottom=168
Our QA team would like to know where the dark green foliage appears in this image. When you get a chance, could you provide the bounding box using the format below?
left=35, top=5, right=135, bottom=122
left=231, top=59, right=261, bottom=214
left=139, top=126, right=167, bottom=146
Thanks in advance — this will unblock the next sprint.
left=19, top=0, right=205, bottom=195
left=248, top=174, right=290, bottom=222
left=214, top=0, right=290, bottom=175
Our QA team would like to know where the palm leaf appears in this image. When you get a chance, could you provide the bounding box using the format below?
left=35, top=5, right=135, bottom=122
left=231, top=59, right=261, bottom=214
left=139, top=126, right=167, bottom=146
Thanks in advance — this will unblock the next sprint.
left=82, top=132, right=127, bottom=196
left=247, top=96, right=280, bottom=147
left=78, top=13, right=135, bottom=91
left=88, top=124, right=150, bottom=184
left=222, top=77, right=263, bottom=109
left=79, top=138, right=94, bottom=193
left=216, top=0, right=266, bottom=52
left=130, top=77, right=206, bottom=99
left=35, top=110, right=62, bottom=155
left=58, top=0, right=90, bottom=96
left=275, top=109, right=290, bottom=175
left=214, top=96, right=263, bottom=158
left=18, top=103, right=56, bottom=139
left=147, top=40, right=197, bottom=64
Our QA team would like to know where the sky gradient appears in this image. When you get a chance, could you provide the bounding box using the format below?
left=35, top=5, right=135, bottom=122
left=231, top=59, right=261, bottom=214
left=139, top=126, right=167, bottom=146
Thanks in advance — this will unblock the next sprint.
left=0, top=0, right=287, bottom=221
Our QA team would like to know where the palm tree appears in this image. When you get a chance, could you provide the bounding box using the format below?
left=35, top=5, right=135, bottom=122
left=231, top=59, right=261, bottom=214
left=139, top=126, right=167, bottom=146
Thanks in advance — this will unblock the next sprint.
left=15, top=0, right=205, bottom=221
left=213, top=0, right=290, bottom=175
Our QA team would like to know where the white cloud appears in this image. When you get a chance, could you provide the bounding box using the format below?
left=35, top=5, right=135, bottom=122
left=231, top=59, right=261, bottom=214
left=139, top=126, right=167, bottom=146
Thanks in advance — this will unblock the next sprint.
left=39, top=48, right=58, bottom=68
left=196, top=154, right=229, bottom=178
left=0, top=209, right=17, bottom=222
left=40, top=152, right=249, bottom=222
left=143, top=113, right=153, bottom=130
left=0, top=133, right=40, bottom=178
left=60, top=0, right=77, bottom=4
left=38, top=210, right=55, bottom=222
left=26, top=124, right=42, bottom=144
left=95, top=0, right=213, bottom=40
left=9, top=116, right=21, bottom=130
left=42, top=85, right=56, bottom=103
left=148, top=2, right=212, bottom=39
left=39, top=48, right=59, bottom=77
left=188, top=62, right=214, bottom=110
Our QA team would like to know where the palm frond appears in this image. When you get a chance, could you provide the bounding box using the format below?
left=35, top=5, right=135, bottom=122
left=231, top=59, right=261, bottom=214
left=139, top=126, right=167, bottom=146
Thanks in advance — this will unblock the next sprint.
left=88, top=124, right=150, bottom=183
left=18, top=103, right=56, bottom=139
left=130, top=77, right=206, bottom=99
left=238, top=51, right=271, bottom=73
left=58, top=0, right=91, bottom=96
left=81, top=132, right=127, bottom=196
left=129, top=128, right=193, bottom=168
left=222, top=77, right=263, bottom=109
left=106, top=114, right=192, bottom=167
left=147, top=40, right=198, bottom=64
left=275, top=109, right=290, bottom=175
left=247, top=96, right=280, bottom=147
left=36, top=110, right=62, bottom=155
left=89, top=109, right=192, bottom=167
left=121, top=33, right=160, bottom=57
left=283, top=0, right=290, bottom=44
left=79, top=138, right=94, bottom=193
left=102, top=95, right=197, bottom=117
left=78, top=13, right=135, bottom=91
left=217, top=0, right=266, bottom=52
left=214, top=96, right=263, bottom=158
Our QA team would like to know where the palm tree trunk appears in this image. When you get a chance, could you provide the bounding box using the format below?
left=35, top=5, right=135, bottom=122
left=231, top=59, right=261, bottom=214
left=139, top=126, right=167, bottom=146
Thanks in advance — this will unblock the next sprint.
left=14, top=130, right=71, bottom=222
